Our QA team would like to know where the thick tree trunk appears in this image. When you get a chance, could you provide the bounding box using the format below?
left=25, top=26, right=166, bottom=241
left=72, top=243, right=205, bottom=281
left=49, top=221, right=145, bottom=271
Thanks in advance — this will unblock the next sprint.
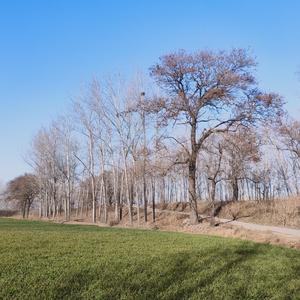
left=188, top=158, right=199, bottom=224
left=26, top=201, right=31, bottom=218
left=232, top=177, right=239, bottom=202
left=22, top=202, right=26, bottom=219
left=189, top=122, right=199, bottom=224
left=119, top=206, right=123, bottom=221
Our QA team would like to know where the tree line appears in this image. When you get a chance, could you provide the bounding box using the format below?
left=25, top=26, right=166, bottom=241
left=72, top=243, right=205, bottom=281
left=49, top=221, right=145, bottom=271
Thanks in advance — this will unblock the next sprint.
left=4, top=49, right=300, bottom=224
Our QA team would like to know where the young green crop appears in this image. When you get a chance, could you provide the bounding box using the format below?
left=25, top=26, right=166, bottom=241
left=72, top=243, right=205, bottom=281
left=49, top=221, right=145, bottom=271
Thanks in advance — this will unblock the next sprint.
left=0, top=218, right=299, bottom=299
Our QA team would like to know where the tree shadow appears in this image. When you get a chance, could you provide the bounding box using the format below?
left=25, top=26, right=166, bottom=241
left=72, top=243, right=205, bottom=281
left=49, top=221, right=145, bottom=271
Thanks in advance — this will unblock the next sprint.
left=142, top=244, right=260, bottom=299
left=49, top=242, right=298, bottom=300
left=51, top=269, right=95, bottom=299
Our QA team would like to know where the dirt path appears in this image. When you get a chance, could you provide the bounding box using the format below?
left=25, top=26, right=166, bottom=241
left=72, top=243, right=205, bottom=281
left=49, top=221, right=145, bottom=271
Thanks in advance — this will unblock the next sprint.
left=154, top=208, right=300, bottom=239
left=218, top=218, right=300, bottom=238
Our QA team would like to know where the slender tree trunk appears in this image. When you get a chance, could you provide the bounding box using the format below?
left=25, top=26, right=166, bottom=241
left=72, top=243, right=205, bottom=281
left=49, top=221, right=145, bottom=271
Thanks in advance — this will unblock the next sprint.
left=64, top=194, right=68, bottom=221
left=209, top=180, right=217, bottom=226
left=88, top=135, right=96, bottom=223
left=123, top=152, right=133, bottom=225
left=45, top=190, right=48, bottom=218
left=142, top=111, right=148, bottom=222
left=152, top=177, right=156, bottom=222
left=143, top=176, right=147, bottom=222
left=91, top=175, right=96, bottom=223
left=66, top=147, right=71, bottom=221
left=113, top=165, right=120, bottom=223
left=104, top=184, right=108, bottom=224
left=119, top=172, right=124, bottom=221
left=161, top=177, right=165, bottom=204
left=136, top=184, right=140, bottom=226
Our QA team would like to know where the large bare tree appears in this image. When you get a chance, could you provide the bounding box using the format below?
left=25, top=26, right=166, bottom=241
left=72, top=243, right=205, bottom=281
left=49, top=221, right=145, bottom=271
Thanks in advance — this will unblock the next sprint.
left=148, top=49, right=283, bottom=223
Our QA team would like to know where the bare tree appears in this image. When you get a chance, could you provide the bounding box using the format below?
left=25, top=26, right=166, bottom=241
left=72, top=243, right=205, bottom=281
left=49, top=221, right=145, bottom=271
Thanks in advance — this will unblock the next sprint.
left=73, top=91, right=99, bottom=223
left=280, top=119, right=300, bottom=160
left=202, top=137, right=225, bottom=223
left=30, top=127, right=62, bottom=219
left=53, top=116, right=78, bottom=221
left=223, top=128, right=261, bottom=202
left=90, top=76, right=144, bottom=225
left=147, top=49, right=283, bottom=223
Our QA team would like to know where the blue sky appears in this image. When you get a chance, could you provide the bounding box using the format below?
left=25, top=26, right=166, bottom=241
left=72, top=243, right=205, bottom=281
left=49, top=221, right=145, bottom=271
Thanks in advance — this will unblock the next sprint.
left=0, top=0, right=300, bottom=183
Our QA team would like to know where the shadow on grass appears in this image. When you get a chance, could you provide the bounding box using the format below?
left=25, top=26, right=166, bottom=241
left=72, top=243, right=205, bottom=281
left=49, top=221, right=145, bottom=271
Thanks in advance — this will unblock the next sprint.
left=52, top=270, right=95, bottom=299
left=51, top=243, right=278, bottom=300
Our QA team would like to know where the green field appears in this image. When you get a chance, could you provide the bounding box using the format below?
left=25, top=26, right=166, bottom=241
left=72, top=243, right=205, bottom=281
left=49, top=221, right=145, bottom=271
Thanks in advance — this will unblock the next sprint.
left=0, top=219, right=299, bottom=300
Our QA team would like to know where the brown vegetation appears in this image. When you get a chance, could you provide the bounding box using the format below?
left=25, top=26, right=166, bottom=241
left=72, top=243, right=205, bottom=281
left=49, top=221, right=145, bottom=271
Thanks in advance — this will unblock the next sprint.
left=218, top=198, right=300, bottom=228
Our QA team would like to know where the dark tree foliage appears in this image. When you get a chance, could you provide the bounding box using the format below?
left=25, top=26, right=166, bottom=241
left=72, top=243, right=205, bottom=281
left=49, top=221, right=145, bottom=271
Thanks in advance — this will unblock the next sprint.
left=5, top=174, right=39, bottom=218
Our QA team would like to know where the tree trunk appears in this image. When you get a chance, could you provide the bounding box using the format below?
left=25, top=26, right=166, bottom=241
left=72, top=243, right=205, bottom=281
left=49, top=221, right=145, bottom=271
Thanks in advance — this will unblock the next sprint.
left=123, top=158, right=133, bottom=225
left=188, top=158, right=199, bottom=224
left=143, top=176, right=147, bottom=222
left=152, top=178, right=156, bottom=222
left=136, top=184, right=140, bottom=226
left=113, top=166, right=120, bottom=223
left=91, top=175, right=96, bottom=223
left=26, top=201, right=31, bottom=218
left=209, top=180, right=217, bottom=226
left=142, top=111, right=147, bottom=222
left=161, top=177, right=165, bottom=204
left=232, top=177, right=239, bottom=202
left=22, top=202, right=26, bottom=219
left=189, top=122, right=199, bottom=224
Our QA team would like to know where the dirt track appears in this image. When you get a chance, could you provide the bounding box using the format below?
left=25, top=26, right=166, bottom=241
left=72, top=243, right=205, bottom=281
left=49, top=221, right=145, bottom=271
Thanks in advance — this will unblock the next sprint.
left=218, top=218, right=300, bottom=238
left=155, top=208, right=300, bottom=239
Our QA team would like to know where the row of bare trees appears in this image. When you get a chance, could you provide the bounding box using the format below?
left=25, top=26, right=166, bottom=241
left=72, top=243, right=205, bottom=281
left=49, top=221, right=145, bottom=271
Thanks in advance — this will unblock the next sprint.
left=4, top=48, right=300, bottom=224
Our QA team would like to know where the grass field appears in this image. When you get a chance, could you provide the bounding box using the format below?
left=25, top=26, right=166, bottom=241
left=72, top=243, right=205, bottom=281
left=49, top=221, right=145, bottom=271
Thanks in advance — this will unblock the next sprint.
left=0, top=219, right=299, bottom=300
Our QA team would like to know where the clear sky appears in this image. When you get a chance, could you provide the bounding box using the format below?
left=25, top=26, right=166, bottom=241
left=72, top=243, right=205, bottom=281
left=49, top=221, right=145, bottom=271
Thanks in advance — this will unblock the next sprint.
left=0, top=0, right=300, bottom=183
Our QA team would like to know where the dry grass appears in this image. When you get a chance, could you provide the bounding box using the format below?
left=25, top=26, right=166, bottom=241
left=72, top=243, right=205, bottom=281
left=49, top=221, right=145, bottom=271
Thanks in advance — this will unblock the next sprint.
left=156, top=198, right=300, bottom=229
left=218, top=197, right=300, bottom=228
